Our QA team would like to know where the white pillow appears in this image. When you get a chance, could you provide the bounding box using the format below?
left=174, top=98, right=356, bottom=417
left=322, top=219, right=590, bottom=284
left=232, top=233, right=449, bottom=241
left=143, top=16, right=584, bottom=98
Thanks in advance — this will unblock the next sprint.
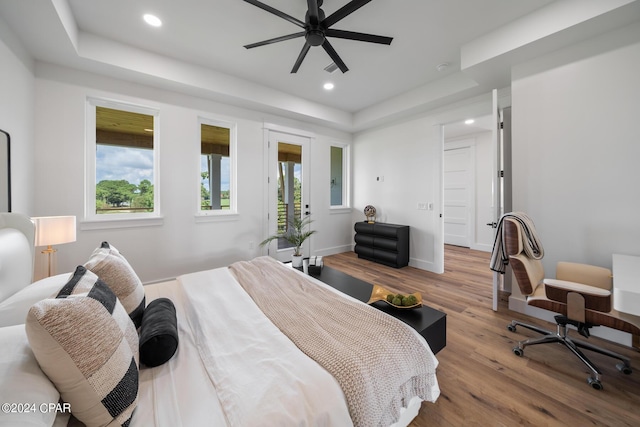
left=0, top=324, right=61, bottom=427
left=84, top=242, right=146, bottom=327
left=26, top=267, right=139, bottom=427
left=0, top=273, right=70, bottom=327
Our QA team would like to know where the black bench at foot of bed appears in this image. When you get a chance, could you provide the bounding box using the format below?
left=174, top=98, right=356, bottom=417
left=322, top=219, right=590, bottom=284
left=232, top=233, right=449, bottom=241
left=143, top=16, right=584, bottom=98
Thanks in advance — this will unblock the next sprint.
left=309, top=266, right=446, bottom=354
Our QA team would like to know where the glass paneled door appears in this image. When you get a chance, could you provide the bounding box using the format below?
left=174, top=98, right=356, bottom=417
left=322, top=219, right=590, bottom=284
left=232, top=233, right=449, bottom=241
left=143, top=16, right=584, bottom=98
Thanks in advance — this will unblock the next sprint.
left=266, top=131, right=311, bottom=262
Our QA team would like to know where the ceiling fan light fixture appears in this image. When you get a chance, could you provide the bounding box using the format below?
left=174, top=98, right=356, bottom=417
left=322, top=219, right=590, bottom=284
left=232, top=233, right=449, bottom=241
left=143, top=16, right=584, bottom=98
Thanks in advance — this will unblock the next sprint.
left=143, top=14, right=162, bottom=27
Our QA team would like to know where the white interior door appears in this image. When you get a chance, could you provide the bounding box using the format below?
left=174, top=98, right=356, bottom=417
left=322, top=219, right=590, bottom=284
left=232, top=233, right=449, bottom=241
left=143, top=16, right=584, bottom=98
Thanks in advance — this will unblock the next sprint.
left=444, top=144, right=474, bottom=247
left=266, top=131, right=311, bottom=262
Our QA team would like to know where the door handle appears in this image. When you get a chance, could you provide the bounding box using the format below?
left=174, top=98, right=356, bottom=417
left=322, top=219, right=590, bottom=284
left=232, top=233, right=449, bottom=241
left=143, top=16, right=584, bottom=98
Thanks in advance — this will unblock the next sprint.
left=305, top=211, right=311, bottom=216
left=486, top=222, right=497, bottom=228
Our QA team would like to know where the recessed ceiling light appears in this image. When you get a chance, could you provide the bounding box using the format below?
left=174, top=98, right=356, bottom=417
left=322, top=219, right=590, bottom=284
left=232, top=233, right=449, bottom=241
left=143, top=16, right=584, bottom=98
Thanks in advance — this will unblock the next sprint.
left=143, top=14, right=162, bottom=27
left=464, top=119, right=475, bottom=125
left=436, top=62, right=450, bottom=72
left=323, top=82, right=334, bottom=91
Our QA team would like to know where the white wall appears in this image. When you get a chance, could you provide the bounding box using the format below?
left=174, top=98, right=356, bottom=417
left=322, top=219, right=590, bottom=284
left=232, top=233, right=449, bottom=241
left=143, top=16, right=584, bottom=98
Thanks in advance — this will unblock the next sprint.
left=512, top=25, right=640, bottom=273
left=33, top=64, right=352, bottom=283
left=352, top=117, right=442, bottom=271
left=510, top=23, right=640, bottom=345
left=0, top=16, right=35, bottom=214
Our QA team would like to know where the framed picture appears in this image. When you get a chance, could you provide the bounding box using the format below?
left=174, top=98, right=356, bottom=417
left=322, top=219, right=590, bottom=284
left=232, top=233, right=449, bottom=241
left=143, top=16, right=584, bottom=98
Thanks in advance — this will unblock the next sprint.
left=0, top=129, right=10, bottom=212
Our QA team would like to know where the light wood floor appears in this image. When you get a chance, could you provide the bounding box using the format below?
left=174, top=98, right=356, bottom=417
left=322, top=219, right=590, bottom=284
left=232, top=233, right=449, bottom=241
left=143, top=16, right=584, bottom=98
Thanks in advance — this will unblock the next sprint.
left=323, top=246, right=640, bottom=427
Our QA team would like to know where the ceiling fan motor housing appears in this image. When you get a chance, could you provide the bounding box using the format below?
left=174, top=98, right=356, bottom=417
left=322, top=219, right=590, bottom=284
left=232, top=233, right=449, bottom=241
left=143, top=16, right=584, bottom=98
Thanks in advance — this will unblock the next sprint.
left=306, top=29, right=325, bottom=46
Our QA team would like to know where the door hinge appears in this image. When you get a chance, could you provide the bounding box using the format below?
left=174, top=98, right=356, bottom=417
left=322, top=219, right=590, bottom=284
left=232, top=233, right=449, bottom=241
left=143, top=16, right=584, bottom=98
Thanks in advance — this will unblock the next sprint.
left=500, top=121, right=504, bottom=129
left=500, top=170, right=504, bottom=178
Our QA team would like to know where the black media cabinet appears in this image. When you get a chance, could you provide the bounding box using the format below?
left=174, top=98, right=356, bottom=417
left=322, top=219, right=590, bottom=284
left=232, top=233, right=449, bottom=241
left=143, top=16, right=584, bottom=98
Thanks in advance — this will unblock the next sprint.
left=354, top=222, right=409, bottom=268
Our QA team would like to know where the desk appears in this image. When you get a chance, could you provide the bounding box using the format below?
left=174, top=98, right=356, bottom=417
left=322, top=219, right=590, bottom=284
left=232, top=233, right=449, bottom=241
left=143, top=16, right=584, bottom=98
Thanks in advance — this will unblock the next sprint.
left=612, top=254, right=640, bottom=316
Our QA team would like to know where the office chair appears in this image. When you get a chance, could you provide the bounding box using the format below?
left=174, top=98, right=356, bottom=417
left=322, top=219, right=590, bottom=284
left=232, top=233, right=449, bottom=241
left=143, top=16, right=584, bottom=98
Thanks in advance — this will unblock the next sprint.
left=501, top=215, right=640, bottom=390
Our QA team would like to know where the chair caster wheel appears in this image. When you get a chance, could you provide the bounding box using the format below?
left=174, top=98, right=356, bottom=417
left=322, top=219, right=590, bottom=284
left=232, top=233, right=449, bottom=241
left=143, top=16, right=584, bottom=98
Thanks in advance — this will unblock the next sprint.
left=512, top=347, right=523, bottom=357
left=587, top=377, right=603, bottom=390
left=616, top=363, right=632, bottom=375
left=507, top=324, right=517, bottom=332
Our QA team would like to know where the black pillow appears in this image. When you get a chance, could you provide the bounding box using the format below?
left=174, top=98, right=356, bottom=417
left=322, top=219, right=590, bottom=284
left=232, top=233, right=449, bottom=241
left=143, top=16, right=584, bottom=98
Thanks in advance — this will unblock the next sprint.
left=139, top=298, right=178, bottom=367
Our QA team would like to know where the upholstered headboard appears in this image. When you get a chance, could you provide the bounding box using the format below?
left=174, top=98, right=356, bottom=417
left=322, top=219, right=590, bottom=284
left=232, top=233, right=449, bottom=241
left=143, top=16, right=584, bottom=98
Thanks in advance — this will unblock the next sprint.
left=0, top=213, right=35, bottom=302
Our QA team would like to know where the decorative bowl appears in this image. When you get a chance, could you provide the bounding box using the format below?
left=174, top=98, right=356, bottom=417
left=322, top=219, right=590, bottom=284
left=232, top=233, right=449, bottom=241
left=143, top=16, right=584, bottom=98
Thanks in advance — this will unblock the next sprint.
left=367, top=284, right=422, bottom=309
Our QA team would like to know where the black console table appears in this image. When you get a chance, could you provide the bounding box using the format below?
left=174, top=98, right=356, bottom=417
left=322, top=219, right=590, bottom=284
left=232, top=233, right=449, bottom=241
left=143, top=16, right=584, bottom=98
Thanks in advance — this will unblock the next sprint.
left=354, top=222, right=409, bottom=268
left=309, top=266, right=446, bottom=354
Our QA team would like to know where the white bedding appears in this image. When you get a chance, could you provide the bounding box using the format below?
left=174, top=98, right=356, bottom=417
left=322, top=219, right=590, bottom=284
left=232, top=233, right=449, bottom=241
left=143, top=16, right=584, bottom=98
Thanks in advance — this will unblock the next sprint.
left=131, top=266, right=437, bottom=427
left=1, top=266, right=434, bottom=427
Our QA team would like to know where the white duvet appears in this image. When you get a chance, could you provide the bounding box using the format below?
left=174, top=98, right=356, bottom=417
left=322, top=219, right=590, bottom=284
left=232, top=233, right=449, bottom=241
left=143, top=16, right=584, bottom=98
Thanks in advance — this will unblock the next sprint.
left=136, top=267, right=353, bottom=427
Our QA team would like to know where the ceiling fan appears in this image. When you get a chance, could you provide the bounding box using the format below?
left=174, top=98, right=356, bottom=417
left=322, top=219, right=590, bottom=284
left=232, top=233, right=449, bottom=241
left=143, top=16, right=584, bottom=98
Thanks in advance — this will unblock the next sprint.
left=242, top=0, right=393, bottom=73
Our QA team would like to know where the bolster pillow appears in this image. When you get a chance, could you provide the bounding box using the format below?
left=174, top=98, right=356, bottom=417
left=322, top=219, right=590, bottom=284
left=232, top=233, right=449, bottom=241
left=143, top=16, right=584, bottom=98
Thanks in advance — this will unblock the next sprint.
left=139, top=298, right=178, bottom=367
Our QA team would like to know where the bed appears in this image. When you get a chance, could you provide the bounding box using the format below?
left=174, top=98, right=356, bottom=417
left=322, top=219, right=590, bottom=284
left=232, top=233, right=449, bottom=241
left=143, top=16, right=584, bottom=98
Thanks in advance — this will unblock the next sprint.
left=0, top=213, right=440, bottom=427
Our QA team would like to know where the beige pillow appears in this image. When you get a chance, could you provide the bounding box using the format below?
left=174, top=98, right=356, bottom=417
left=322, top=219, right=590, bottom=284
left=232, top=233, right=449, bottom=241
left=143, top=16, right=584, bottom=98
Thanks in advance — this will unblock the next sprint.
left=84, top=242, right=146, bottom=327
left=26, top=267, right=139, bottom=427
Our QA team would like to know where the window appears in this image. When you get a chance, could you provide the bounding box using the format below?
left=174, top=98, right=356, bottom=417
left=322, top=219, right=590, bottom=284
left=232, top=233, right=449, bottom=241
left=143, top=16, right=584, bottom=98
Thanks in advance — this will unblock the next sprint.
left=199, top=118, right=236, bottom=215
left=85, top=98, right=159, bottom=223
left=330, top=143, right=349, bottom=208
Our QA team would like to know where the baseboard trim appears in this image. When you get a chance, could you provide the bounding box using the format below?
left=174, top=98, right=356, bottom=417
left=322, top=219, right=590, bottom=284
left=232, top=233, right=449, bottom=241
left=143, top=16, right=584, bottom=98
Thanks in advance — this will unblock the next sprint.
left=409, top=257, right=437, bottom=272
left=314, top=245, right=353, bottom=257
left=470, top=242, right=492, bottom=252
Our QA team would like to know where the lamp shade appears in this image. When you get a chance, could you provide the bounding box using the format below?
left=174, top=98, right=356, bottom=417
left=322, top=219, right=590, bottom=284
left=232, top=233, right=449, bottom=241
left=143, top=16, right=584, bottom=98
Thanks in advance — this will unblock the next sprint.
left=32, top=216, right=77, bottom=247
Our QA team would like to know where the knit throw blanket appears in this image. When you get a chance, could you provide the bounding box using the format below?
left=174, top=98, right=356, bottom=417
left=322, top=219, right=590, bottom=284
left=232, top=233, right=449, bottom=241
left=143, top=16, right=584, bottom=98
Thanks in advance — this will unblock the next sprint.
left=490, top=212, right=544, bottom=274
left=229, top=257, right=439, bottom=427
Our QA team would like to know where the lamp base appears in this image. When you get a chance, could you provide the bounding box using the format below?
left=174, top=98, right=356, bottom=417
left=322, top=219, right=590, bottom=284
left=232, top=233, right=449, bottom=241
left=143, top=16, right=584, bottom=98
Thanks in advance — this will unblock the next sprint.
left=41, top=246, right=58, bottom=278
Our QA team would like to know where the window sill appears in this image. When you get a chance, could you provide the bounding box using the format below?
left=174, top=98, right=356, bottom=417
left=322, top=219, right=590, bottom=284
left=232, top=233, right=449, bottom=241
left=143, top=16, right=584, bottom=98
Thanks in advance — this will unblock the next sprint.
left=80, top=216, right=164, bottom=231
left=194, top=212, right=240, bottom=223
left=329, top=207, right=352, bottom=215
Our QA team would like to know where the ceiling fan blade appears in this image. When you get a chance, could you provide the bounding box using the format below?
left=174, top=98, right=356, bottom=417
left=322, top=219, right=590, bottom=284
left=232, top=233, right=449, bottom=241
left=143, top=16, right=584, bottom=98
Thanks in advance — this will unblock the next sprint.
left=307, top=0, right=320, bottom=26
left=325, top=29, right=392, bottom=45
left=291, top=43, right=311, bottom=73
left=322, top=0, right=372, bottom=28
left=244, top=32, right=305, bottom=49
left=321, top=40, right=348, bottom=73
left=243, top=0, right=305, bottom=28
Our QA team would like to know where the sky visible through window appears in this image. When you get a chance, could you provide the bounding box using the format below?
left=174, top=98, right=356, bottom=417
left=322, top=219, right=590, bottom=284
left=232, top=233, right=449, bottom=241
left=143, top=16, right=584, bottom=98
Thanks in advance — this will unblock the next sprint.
left=96, top=145, right=154, bottom=185
left=96, top=145, right=300, bottom=190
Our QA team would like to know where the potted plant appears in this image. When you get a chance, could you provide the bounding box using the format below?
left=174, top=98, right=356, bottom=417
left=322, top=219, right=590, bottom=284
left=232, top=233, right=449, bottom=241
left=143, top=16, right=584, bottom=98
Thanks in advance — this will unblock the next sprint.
left=260, top=215, right=316, bottom=267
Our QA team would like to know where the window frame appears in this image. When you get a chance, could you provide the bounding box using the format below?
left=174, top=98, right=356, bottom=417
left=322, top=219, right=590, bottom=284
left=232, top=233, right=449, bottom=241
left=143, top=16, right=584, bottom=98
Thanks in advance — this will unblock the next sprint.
left=329, top=141, right=350, bottom=210
left=83, top=97, right=161, bottom=229
left=196, top=116, right=238, bottom=220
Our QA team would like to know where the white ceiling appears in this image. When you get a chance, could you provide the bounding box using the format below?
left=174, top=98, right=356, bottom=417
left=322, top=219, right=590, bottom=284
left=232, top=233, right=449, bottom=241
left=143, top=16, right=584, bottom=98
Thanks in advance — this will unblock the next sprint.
left=1, top=0, right=638, bottom=132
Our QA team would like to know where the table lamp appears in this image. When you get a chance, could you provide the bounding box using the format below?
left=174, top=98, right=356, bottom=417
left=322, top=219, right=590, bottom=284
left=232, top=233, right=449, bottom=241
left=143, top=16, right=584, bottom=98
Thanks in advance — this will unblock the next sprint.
left=32, top=216, right=77, bottom=277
